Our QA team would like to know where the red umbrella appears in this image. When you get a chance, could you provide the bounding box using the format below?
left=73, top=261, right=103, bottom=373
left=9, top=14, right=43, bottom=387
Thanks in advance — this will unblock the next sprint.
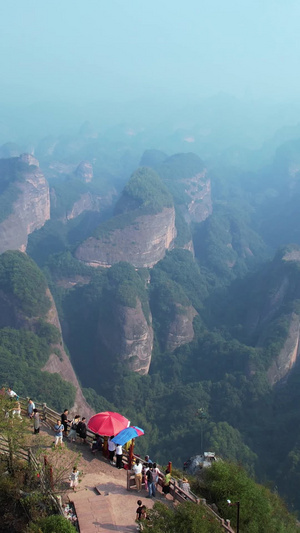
left=87, top=411, right=130, bottom=436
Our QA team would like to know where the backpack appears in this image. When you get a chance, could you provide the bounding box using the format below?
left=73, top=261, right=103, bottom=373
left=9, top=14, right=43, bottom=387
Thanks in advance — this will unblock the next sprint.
left=147, top=469, right=154, bottom=483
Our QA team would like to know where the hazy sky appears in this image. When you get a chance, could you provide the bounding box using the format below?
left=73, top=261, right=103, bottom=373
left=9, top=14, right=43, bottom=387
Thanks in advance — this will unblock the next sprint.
left=1, top=0, right=300, bottom=105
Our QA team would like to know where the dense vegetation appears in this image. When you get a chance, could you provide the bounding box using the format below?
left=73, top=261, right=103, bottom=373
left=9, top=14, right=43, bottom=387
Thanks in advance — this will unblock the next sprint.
left=115, top=166, right=173, bottom=214
left=0, top=327, right=75, bottom=412
left=0, top=251, right=50, bottom=317
left=157, top=153, right=205, bottom=208
left=0, top=252, right=75, bottom=411
left=50, top=176, right=90, bottom=219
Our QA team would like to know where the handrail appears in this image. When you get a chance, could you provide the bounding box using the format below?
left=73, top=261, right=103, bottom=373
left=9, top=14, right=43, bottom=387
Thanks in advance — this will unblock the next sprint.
left=17, top=397, right=235, bottom=532
left=0, top=436, right=63, bottom=515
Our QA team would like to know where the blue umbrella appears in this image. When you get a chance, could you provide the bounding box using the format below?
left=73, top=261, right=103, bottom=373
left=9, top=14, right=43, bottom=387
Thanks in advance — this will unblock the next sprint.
left=112, top=426, right=144, bottom=446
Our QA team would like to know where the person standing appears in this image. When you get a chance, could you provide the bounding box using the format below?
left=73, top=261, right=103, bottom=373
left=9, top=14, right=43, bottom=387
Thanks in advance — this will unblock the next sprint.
left=108, top=437, right=116, bottom=465
left=132, top=459, right=143, bottom=492
left=152, top=462, right=160, bottom=489
left=76, top=417, right=87, bottom=444
left=69, top=466, right=79, bottom=492
left=115, top=443, right=123, bottom=469
left=162, top=468, right=171, bottom=496
left=135, top=499, right=143, bottom=529
left=33, top=408, right=40, bottom=434
left=147, top=466, right=156, bottom=498
left=68, top=415, right=80, bottom=442
left=13, top=400, right=22, bottom=419
left=54, top=419, right=64, bottom=447
left=27, top=399, right=35, bottom=419
left=61, top=409, right=70, bottom=437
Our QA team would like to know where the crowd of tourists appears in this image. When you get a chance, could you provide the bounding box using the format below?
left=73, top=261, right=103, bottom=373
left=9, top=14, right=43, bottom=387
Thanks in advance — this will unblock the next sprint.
left=53, top=410, right=88, bottom=448
left=2, top=387, right=192, bottom=529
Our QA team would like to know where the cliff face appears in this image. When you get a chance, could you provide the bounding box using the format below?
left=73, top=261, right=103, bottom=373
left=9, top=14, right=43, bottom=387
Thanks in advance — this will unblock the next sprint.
left=267, top=313, right=300, bottom=386
left=66, top=192, right=99, bottom=220
left=165, top=304, right=197, bottom=352
left=43, top=290, right=94, bottom=418
left=75, top=160, right=93, bottom=182
left=98, top=298, right=153, bottom=374
left=0, top=154, right=50, bottom=254
left=156, top=153, right=212, bottom=225
left=184, top=170, right=212, bottom=223
left=75, top=206, right=176, bottom=268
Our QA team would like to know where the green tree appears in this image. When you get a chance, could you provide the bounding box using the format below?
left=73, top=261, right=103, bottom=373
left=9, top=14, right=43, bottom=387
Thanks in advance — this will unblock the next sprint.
left=144, top=501, right=222, bottom=532
left=26, top=514, right=77, bottom=533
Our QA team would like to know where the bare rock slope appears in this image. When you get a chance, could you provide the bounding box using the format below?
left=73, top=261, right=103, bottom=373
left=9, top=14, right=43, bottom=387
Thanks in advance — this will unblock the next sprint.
left=42, top=289, right=94, bottom=418
left=98, top=298, right=153, bottom=375
left=0, top=154, right=50, bottom=253
left=75, top=167, right=176, bottom=268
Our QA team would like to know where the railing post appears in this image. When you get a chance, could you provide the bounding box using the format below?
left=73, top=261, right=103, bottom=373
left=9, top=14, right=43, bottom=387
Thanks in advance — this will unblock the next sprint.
left=168, top=461, right=172, bottom=474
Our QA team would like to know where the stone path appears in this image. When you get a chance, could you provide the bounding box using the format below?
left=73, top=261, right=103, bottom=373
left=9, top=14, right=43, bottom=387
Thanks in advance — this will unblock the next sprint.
left=31, top=425, right=164, bottom=532
left=70, top=470, right=145, bottom=533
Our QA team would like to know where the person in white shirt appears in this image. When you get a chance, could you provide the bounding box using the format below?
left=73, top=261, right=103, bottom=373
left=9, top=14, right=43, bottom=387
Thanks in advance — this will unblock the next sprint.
left=115, top=443, right=123, bottom=469
left=27, top=399, right=35, bottom=419
left=132, top=458, right=143, bottom=492
left=108, top=437, right=116, bottom=464
left=7, top=388, right=18, bottom=399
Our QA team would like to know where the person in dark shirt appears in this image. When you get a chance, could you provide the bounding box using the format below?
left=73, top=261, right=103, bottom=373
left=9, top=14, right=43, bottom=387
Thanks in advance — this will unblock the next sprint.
left=61, top=409, right=70, bottom=437
left=76, top=417, right=87, bottom=443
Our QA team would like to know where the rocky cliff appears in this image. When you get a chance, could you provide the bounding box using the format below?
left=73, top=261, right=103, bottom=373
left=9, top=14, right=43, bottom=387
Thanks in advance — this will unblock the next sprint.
left=42, top=289, right=94, bottom=418
left=98, top=298, right=153, bottom=374
left=0, top=250, right=94, bottom=417
left=157, top=153, right=212, bottom=224
left=75, top=206, right=176, bottom=268
left=183, top=169, right=212, bottom=223
left=267, top=312, right=300, bottom=386
left=0, top=154, right=50, bottom=254
left=65, top=192, right=99, bottom=220
left=75, top=167, right=176, bottom=268
left=75, top=160, right=93, bottom=182
left=165, top=304, right=197, bottom=352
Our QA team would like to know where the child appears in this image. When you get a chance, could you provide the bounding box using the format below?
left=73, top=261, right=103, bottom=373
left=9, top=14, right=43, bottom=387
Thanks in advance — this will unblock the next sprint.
left=69, top=467, right=79, bottom=492
left=138, top=506, right=149, bottom=531
left=136, top=501, right=148, bottom=531
left=136, top=499, right=143, bottom=522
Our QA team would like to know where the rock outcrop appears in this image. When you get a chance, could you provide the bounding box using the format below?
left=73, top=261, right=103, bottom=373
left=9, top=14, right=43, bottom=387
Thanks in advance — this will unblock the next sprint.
left=157, top=153, right=212, bottom=224
left=75, top=167, right=176, bottom=268
left=75, top=206, right=176, bottom=268
left=267, top=313, right=300, bottom=386
left=165, top=304, right=197, bottom=352
left=98, top=298, right=153, bottom=375
left=183, top=169, right=212, bottom=223
left=0, top=154, right=50, bottom=254
left=66, top=192, right=98, bottom=220
left=75, top=161, right=93, bottom=182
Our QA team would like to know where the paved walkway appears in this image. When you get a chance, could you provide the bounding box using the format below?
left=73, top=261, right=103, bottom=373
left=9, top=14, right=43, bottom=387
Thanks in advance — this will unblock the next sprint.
left=30, top=425, right=166, bottom=532
left=70, top=470, right=149, bottom=533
